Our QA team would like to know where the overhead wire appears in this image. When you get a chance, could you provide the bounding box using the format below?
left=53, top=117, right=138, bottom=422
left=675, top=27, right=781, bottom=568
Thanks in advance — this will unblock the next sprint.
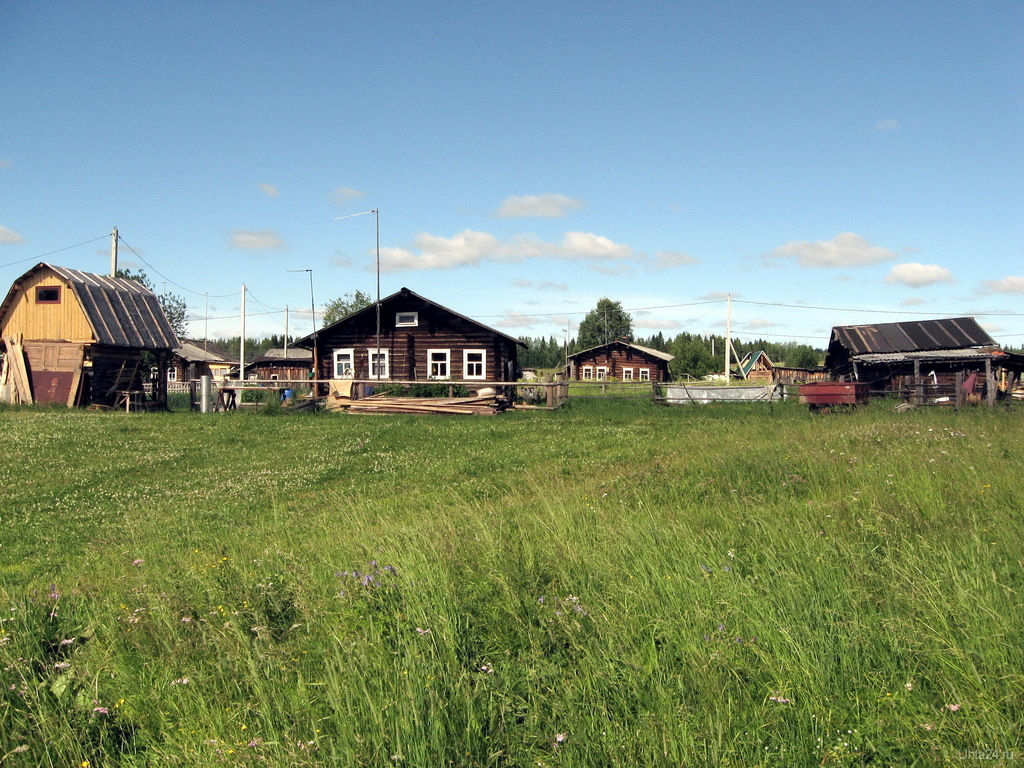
left=0, top=235, right=109, bottom=270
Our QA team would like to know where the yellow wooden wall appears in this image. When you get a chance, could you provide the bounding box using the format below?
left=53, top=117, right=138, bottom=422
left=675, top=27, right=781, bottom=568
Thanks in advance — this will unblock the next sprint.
left=0, top=269, right=96, bottom=343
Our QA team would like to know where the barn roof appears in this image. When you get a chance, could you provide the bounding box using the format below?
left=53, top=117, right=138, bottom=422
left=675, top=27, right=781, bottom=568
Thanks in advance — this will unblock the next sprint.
left=737, top=350, right=773, bottom=377
left=828, top=317, right=994, bottom=357
left=174, top=338, right=234, bottom=364
left=297, top=287, right=527, bottom=348
left=568, top=340, right=675, bottom=362
left=1, top=263, right=179, bottom=349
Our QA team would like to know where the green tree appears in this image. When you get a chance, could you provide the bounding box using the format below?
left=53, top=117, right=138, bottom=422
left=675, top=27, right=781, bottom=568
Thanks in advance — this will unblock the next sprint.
left=786, top=344, right=820, bottom=369
left=322, top=290, right=374, bottom=327
left=117, top=268, right=188, bottom=338
left=577, top=298, right=633, bottom=350
left=668, top=333, right=717, bottom=380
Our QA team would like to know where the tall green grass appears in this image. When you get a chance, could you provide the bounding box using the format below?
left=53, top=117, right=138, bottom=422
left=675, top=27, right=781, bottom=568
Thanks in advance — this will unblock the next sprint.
left=0, top=400, right=1021, bottom=766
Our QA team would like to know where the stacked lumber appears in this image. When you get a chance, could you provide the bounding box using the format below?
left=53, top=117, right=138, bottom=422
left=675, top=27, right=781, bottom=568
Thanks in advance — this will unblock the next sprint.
left=345, top=393, right=508, bottom=415
left=1, top=335, right=33, bottom=405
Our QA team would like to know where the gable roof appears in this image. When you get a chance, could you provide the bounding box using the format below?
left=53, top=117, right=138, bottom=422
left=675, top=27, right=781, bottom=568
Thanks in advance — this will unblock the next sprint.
left=568, top=340, right=674, bottom=362
left=174, top=338, right=234, bottom=364
left=296, top=287, right=527, bottom=348
left=737, top=350, right=773, bottom=377
left=1, top=263, right=178, bottom=349
left=827, top=317, right=994, bottom=358
left=251, top=347, right=313, bottom=363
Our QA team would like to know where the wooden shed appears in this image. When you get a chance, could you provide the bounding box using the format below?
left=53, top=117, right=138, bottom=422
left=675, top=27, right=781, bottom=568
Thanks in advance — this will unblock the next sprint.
left=243, top=348, right=313, bottom=381
left=170, top=339, right=235, bottom=383
left=735, top=350, right=775, bottom=382
left=0, top=263, right=178, bottom=408
left=297, top=287, right=525, bottom=386
left=823, top=317, right=1024, bottom=400
left=566, top=341, right=674, bottom=382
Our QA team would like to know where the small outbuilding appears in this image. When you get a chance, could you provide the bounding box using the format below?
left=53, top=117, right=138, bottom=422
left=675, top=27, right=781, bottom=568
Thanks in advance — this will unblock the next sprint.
left=823, top=317, right=1024, bottom=401
left=566, top=340, right=674, bottom=382
left=170, top=339, right=235, bottom=383
left=297, top=287, right=525, bottom=386
left=0, top=263, right=178, bottom=408
left=243, top=347, right=313, bottom=381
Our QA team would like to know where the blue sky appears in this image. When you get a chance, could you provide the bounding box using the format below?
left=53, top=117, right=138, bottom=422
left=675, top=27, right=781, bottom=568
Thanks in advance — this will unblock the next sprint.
left=2, top=1, right=1021, bottom=347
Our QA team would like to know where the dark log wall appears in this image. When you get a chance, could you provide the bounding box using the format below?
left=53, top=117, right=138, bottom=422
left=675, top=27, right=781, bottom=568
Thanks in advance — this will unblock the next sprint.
left=571, top=347, right=670, bottom=382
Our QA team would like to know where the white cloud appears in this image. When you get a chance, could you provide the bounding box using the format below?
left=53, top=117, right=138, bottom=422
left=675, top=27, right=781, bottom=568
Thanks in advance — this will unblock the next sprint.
left=901, top=297, right=926, bottom=307
left=745, top=318, right=779, bottom=329
left=635, top=317, right=681, bottom=330
left=378, top=229, right=636, bottom=273
left=885, top=262, right=955, bottom=287
left=980, top=321, right=1005, bottom=334
left=229, top=229, right=287, bottom=251
left=767, top=232, right=897, bottom=268
left=332, top=187, right=365, bottom=207
left=977, top=275, right=1024, bottom=295
left=494, top=194, right=584, bottom=219
left=258, top=183, right=279, bottom=197
left=0, top=225, right=24, bottom=244
left=698, top=291, right=735, bottom=301
left=874, top=118, right=899, bottom=132
left=513, top=278, right=568, bottom=291
left=650, top=250, right=699, bottom=269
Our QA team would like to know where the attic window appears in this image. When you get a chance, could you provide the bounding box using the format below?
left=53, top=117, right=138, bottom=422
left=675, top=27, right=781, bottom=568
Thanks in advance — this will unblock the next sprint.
left=395, top=311, right=418, bottom=327
left=36, top=286, right=61, bottom=304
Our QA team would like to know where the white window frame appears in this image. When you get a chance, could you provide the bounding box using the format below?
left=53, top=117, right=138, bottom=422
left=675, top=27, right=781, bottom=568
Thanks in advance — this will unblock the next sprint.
left=167, top=367, right=177, bottom=382
left=622, top=367, right=634, bottom=381
left=395, top=311, right=419, bottom=327
left=368, top=348, right=390, bottom=380
left=596, top=366, right=608, bottom=380
left=639, top=368, right=650, bottom=381
left=582, top=366, right=594, bottom=380
left=333, top=348, right=355, bottom=379
left=428, top=349, right=450, bottom=379
left=463, top=349, right=486, bottom=380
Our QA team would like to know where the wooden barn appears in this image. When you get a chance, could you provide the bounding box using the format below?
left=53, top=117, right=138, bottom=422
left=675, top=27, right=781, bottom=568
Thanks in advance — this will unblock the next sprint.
left=170, top=339, right=235, bottom=383
left=566, top=341, right=674, bottom=382
left=297, top=287, right=525, bottom=385
left=243, top=348, right=313, bottom=381
left=0, top=263, right=178, bottom=408
left=823, top=317, right=1024, bottom=400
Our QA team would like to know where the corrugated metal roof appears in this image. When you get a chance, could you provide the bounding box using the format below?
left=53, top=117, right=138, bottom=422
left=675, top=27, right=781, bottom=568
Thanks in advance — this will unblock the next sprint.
left=252, top=347, right=313, bottom=362
left=174, top=339, right=234, bottom=363
left=830, top=317, right=993, bottom=355
left=0, top=263, right=179, bottom=349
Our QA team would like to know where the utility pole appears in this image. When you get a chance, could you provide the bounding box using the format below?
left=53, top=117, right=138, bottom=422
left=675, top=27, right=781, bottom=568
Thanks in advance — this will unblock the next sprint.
left=110, top=228, right=118, bottom=277
left=239, top=285, right=246, bottom=382
left=725, top=294, right=731, bottom=384
left=284, top=305, right=289, bottom=356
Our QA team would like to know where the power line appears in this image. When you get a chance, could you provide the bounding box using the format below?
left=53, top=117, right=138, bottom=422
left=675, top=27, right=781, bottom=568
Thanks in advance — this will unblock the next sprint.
left=733, top=298, right=1024, bottom=317
left=0, top=235, right=109, bottom=270
left=116, top=236, right=236, bottom=298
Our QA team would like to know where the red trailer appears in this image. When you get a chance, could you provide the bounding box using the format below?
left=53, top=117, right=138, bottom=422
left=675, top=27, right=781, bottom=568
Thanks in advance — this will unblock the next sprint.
left=798, top=382, right=870, bottom=411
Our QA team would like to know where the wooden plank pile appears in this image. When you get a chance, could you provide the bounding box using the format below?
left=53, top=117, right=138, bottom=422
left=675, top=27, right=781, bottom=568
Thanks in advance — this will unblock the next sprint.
left=1, top=335, right=34, bottom=405
left=329, top=391, right=509, bottom=415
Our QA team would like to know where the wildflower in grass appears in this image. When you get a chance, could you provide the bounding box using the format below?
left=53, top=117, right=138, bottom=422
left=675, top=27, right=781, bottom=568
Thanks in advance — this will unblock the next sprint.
left=49, top=585, right=60, bottom=600
left=768, top=695, right=792, bottom=704
left=905, top=681, right=914, bottom=691
left=479, top=664, right=494, bottom=674
left=171, top=677, right=190, bottom=685
left=92, top=707, right=109, bottom=715
left=59, top=637, right=75, bottom=646
left=131, top=558, right=144, bottom=567
left=918, top=723, right=935, bottom=730
left=944, top=703, right=961, bottom=712
left=415, top=627, right=431, bottom=635
left=554, top=732, right=568, bottom=745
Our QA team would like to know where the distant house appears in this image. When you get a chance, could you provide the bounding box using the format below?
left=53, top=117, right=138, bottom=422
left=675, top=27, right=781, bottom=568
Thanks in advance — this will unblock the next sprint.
left=296, top=287, right=525, bottom=385
left=244, top=348, right=313, bottom=381
left=170, top=339, right=235, bottom=383
left=824, top=317, right=1024, bottom=398
left=735, top=350, right=774, bottom=382
left=0, top=263, right=178, bottom=407
left=566, top=341, right=674, bottom=383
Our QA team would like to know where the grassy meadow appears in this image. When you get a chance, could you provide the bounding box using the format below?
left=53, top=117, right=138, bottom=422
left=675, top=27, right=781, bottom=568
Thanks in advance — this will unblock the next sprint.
left=0, top=398, right=1021, bottom=766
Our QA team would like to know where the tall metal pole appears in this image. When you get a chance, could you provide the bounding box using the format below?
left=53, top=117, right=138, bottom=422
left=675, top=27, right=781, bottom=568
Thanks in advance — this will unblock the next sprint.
left=110, top=227, right=118, bottom=277
left=284, top=305, right=289, bottom=356
left=374, top=209, right=381, bottom=376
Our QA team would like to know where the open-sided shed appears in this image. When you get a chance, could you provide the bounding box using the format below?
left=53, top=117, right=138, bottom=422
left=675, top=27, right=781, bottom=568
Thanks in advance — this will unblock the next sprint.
left=0, top=263, right=178, bottom=408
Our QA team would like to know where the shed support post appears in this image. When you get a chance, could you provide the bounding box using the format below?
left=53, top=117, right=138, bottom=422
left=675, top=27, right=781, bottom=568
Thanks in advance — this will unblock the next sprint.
left=986, top=358, right=995, bottom=407
left=955, top=370, right=963, bottom=410
left=913, top=359, right=922, bottom=405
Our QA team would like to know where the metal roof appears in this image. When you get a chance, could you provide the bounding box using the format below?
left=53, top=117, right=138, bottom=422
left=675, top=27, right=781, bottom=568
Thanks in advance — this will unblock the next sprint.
left=174, top=339, right=235, bottom=364
left=253, top=348, right=313, bottom=362
left=829, top=317, right=994, bottom=356
left=1, top=263, right=178, bottom=349
left=568, top=340, right=675, bottom=362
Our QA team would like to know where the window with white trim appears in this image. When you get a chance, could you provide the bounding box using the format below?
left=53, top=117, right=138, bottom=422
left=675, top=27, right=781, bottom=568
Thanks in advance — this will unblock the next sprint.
left=333, top=348, right=355, bottom=378
left=428, top=349, right=450, bottom=379
left=622, top=367, right=634, bottom=381
left=368, top=349, right=389, bottom=379
left=582, top=366, right=594, bottom=380
left=395, top=311, right=418, bottom=327
left=463, top=349, right=486, bottom=380
left=596, top=366, right=608, bottom=380
left=639, top=368, right=650, bottom=381
left=167, top=367, right=177, bottom=382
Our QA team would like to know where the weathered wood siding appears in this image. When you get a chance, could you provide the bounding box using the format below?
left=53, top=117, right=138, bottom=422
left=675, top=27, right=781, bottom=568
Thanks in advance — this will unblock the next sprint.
left=313, top=293, right=520, bottom=382
left=570, top=346, right=671, bottom=382
left=0, top=272, right=95, bottom=343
